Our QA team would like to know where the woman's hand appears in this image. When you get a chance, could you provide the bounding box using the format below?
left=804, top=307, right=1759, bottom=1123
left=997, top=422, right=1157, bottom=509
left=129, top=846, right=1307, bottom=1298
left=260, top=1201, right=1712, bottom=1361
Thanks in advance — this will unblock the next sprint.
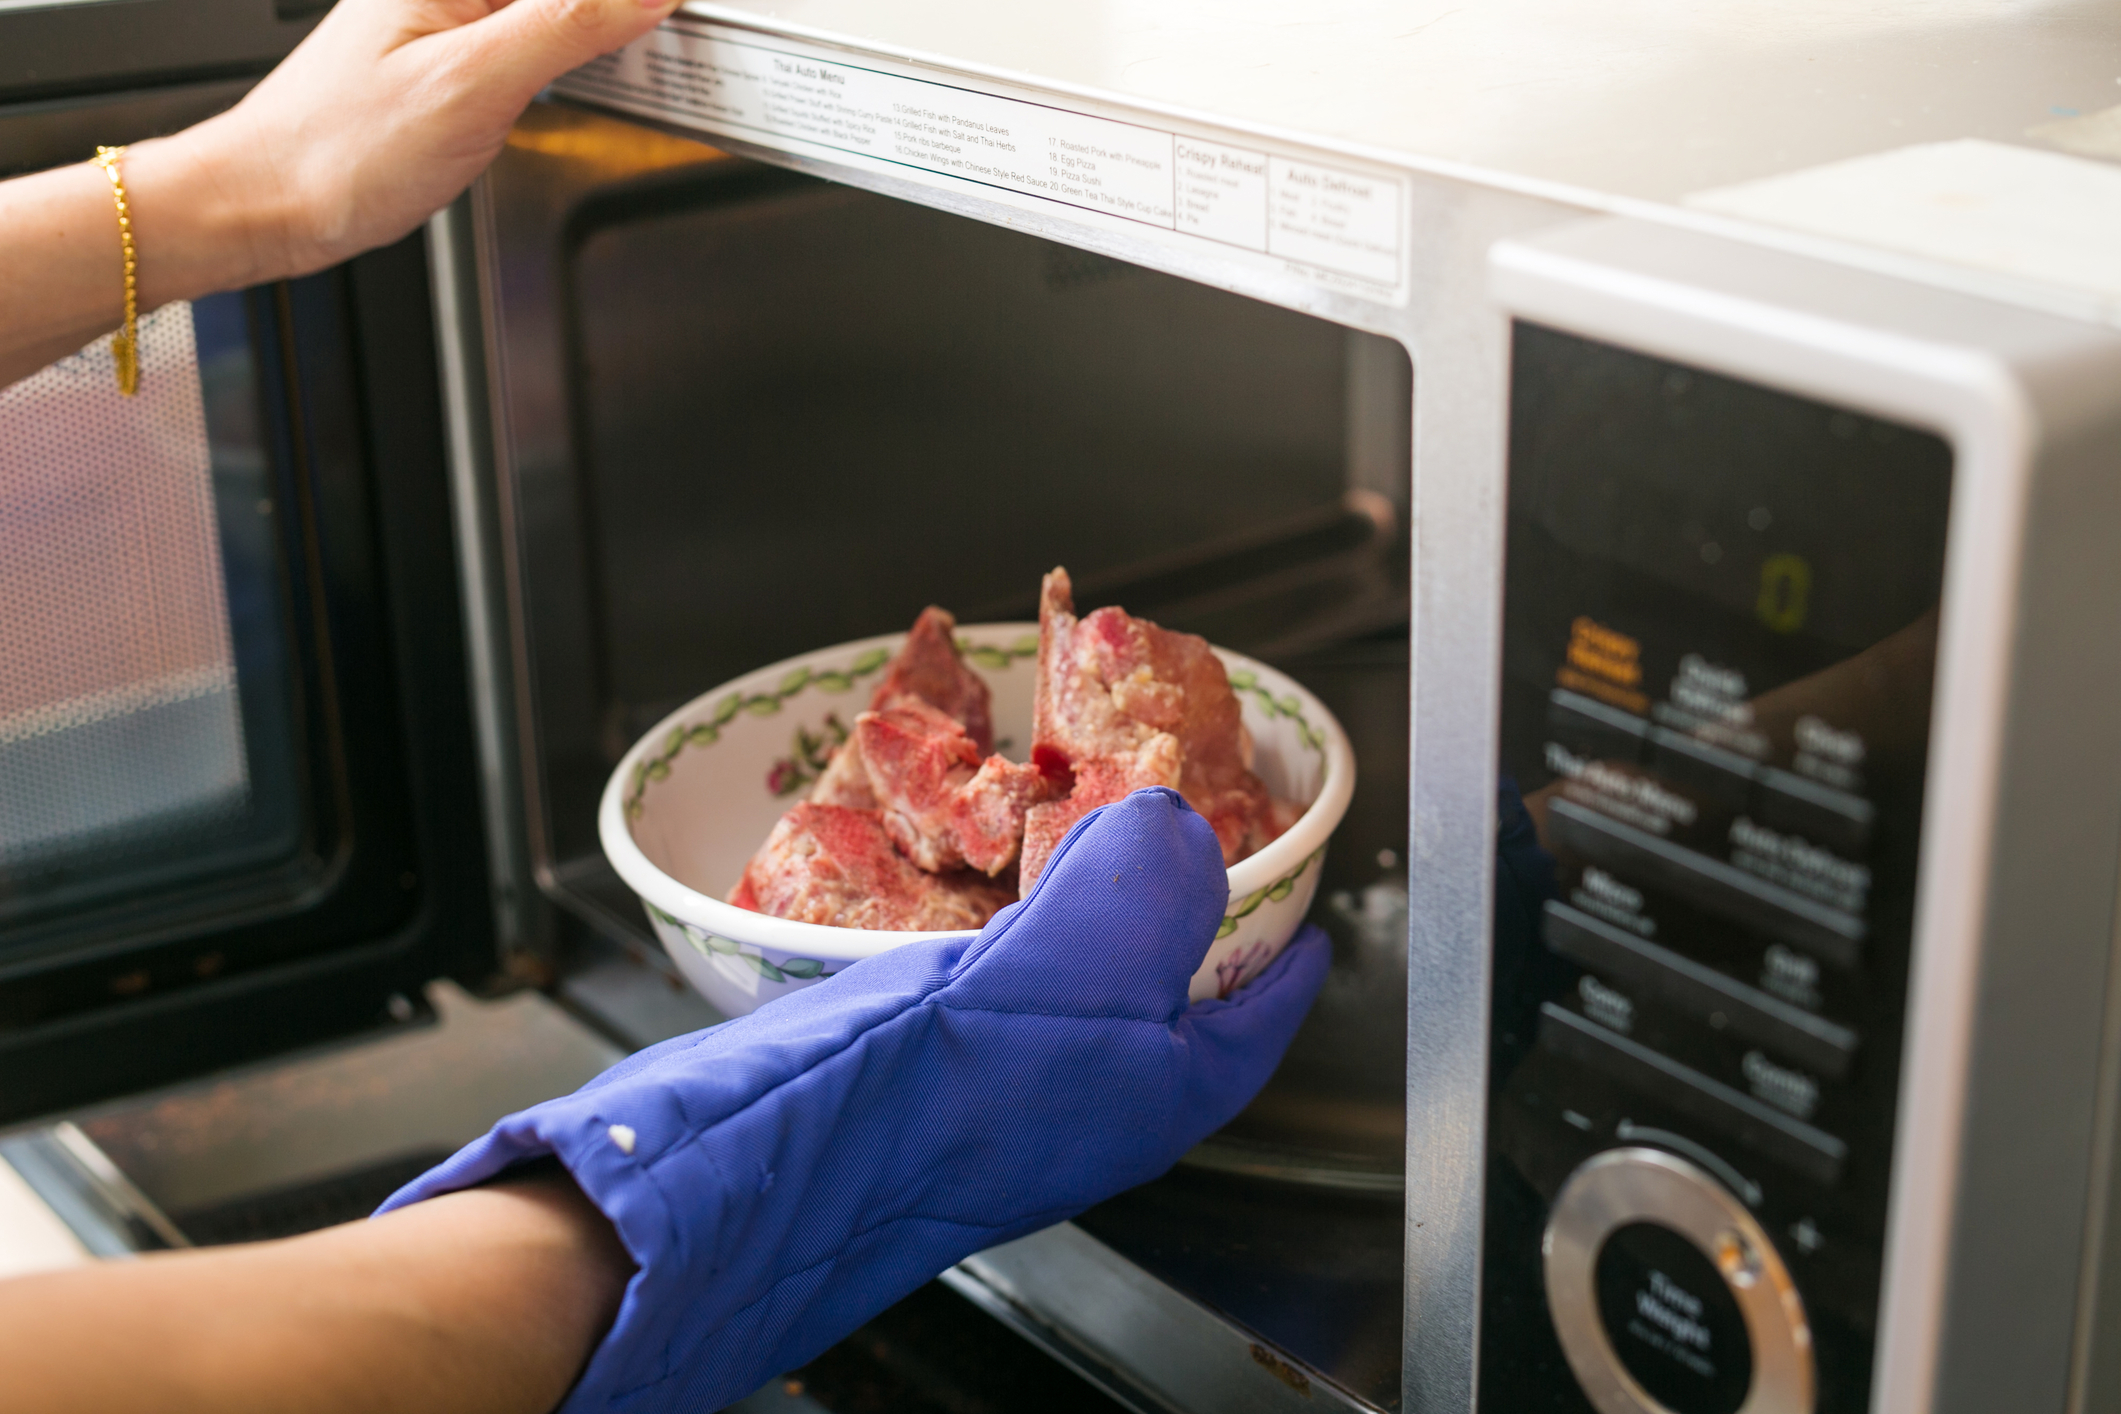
left=167, top=0, right=680, bottom=287
left=0, top=0, right=677, bottom=388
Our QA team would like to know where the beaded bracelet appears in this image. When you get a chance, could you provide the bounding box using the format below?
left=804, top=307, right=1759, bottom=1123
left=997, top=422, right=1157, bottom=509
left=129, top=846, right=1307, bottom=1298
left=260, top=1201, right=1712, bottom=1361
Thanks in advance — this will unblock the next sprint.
left=93, top=144, right=139, bottom=397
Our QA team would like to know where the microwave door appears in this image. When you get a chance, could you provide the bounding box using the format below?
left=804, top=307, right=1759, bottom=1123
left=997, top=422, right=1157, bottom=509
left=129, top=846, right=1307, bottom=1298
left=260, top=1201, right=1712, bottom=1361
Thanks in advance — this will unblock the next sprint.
left=0, top=6, right=501, bottom=1118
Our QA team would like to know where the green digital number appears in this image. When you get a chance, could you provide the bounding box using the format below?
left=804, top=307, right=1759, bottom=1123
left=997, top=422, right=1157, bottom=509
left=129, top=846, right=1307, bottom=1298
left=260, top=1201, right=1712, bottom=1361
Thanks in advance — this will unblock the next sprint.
left=1756, top=552, right=1811, bottom=634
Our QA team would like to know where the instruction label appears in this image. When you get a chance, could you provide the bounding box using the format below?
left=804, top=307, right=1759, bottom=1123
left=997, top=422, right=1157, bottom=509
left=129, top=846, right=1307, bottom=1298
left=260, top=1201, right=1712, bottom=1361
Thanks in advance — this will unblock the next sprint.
left=558, top=19, right=1405, bottom=297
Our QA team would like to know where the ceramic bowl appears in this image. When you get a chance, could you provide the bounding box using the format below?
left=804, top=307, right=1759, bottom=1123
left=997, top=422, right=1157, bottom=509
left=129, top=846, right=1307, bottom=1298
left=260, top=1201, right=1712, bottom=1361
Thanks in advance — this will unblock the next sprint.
left=599, top=623, right=1355, bottom=1017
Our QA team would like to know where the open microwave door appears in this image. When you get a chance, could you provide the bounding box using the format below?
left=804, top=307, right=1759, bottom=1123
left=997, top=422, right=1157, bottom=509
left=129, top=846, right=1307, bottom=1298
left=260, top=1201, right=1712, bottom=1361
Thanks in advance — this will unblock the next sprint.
left=0, top=0, right=497, bottom=1121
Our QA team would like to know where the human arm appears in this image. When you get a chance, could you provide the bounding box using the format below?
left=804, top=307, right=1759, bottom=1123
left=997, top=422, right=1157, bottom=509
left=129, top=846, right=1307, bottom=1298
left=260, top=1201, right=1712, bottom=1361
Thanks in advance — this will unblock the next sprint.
left=0, top=0, right=678, bottom=391
left=0, top=1162, right=632, bottom=1414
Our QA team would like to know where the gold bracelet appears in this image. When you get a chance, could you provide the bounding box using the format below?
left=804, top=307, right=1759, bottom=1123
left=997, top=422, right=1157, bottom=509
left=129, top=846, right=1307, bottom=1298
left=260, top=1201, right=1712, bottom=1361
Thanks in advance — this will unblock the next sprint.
left=93, top=144, right=139, bottom=397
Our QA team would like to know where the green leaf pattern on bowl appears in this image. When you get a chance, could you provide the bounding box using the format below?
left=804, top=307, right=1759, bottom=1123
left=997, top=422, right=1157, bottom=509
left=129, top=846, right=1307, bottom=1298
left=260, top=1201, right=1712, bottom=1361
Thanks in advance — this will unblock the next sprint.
left=1216, top=845, right=1326, bottom=940
left=647, top=902, right=841, bottom=984
left=1225, top=669, right=1329, bottom=754
left=625, top=645, right=900, bottom=820
left=767, top=714, right=851, bottom=798
left=960, top=634, right=1039, bottom=672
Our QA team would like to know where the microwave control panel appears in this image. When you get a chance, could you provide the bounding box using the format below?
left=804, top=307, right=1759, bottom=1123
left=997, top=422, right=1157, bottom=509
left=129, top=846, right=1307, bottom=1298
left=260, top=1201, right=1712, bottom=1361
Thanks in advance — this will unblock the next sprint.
left=1481, top=323, right=1953, bottom=1414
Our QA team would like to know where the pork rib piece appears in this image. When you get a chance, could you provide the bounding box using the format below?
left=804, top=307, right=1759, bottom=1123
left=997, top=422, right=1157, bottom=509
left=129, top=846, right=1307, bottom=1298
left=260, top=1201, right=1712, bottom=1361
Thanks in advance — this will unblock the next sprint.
left=1019, top=567, right=1291, bottom=891
left=857, top=701, right=1049, bottom=876
left=876, top=606, right=995, bottom=753
left=950, top=754, right=1052, bottom=876
left=809, top=606, right=993, bottom=810
left=728, top=804, right=1013, bottom=931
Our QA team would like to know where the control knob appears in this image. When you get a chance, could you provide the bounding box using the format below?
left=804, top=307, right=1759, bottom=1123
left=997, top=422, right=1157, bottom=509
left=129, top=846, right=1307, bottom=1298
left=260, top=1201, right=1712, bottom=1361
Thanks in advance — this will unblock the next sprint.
left=1542, top=1146, right=1813, bottom=1414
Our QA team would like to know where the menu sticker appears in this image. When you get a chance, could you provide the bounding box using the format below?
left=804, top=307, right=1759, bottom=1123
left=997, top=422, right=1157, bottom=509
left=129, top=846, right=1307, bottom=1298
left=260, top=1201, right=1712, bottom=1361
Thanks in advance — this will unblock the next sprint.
left=559, top=21, right=1406, bottom=299
left=1270, top=159, right=1402, bottom=287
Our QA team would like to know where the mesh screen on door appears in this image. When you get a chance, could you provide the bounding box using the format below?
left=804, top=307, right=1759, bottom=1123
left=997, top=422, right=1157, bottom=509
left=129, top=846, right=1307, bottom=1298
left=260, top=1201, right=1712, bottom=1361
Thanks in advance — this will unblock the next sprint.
left=0, top=306, right=250, bottom=872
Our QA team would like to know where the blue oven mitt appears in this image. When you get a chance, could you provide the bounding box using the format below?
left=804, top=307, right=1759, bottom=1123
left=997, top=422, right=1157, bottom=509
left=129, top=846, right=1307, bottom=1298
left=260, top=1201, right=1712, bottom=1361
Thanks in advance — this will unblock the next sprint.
left=377, top=786, right=1329, bottom=1412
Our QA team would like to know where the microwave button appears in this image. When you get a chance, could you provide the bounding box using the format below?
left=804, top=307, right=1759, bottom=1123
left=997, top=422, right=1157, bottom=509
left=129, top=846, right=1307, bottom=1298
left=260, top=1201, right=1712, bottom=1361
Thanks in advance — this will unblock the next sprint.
left=1548, top=688, right=1649, bottom=766
left=1646, top=725, right=1757, bottom=816
left=1543, top=900, right=1858, bottom=1079
left=1538, top=1002, right=1848, bottom=1186
left=1756, top=766, right=1875, bottom=857
left=1548, top=798, right=1864, bottom=968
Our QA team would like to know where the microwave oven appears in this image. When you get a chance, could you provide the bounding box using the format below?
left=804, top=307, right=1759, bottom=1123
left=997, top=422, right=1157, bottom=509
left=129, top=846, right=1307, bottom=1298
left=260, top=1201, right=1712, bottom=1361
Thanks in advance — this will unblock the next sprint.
left=6, top=3, right=2121, bottom=1413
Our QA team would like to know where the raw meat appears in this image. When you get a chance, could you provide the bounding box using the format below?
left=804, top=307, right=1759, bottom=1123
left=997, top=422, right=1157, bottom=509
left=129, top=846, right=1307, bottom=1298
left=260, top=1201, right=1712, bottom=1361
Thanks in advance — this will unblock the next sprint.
left=1019, top=567, right=1290, bottom=891
left=809, top=606, right=993, bottom=811
left=874, top=606, right=995, bottom=754
left=857, top=701, right=1050, bottom=876
left=948, top=754, right=1052, bottom=876
left=857, top=701, right=981, bottom=870
left=728, top=804, right=1013, bottom=932
left=731, top=580, right=1301, bottom=931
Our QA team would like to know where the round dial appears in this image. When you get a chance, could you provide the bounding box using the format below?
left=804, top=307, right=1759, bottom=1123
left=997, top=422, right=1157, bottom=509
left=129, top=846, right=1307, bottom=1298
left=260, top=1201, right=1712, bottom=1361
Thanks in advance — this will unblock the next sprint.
left=1543, top=1147, right=1814, bottom=1414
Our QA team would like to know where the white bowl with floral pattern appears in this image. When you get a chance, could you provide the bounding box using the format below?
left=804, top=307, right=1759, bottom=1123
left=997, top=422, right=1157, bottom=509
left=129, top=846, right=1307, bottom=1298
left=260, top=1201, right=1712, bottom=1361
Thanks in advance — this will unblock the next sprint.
left=599, top=623, right=1355, bottom=1018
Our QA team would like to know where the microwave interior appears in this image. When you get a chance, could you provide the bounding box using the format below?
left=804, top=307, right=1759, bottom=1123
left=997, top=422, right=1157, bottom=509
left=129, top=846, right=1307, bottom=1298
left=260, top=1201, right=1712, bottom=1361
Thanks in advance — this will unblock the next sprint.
left=488, top=105, right=1415, bottom=1407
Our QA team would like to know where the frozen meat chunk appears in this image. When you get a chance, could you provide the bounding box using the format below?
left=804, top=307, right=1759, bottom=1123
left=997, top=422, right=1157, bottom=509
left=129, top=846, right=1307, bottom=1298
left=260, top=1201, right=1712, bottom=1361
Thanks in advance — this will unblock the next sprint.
left=872, top=606, right=994, bottom=753
left=1019, top=567, right=1292, bottom=892
left=728, top=803, right=1013, bottom=932
left=857, top=701, right=1049, bottom=876
left=809, top=605, right=993, bottom=809
left=858, top=702, right=983, bottom=872
left=948, top=753, right=1052, bottom=877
